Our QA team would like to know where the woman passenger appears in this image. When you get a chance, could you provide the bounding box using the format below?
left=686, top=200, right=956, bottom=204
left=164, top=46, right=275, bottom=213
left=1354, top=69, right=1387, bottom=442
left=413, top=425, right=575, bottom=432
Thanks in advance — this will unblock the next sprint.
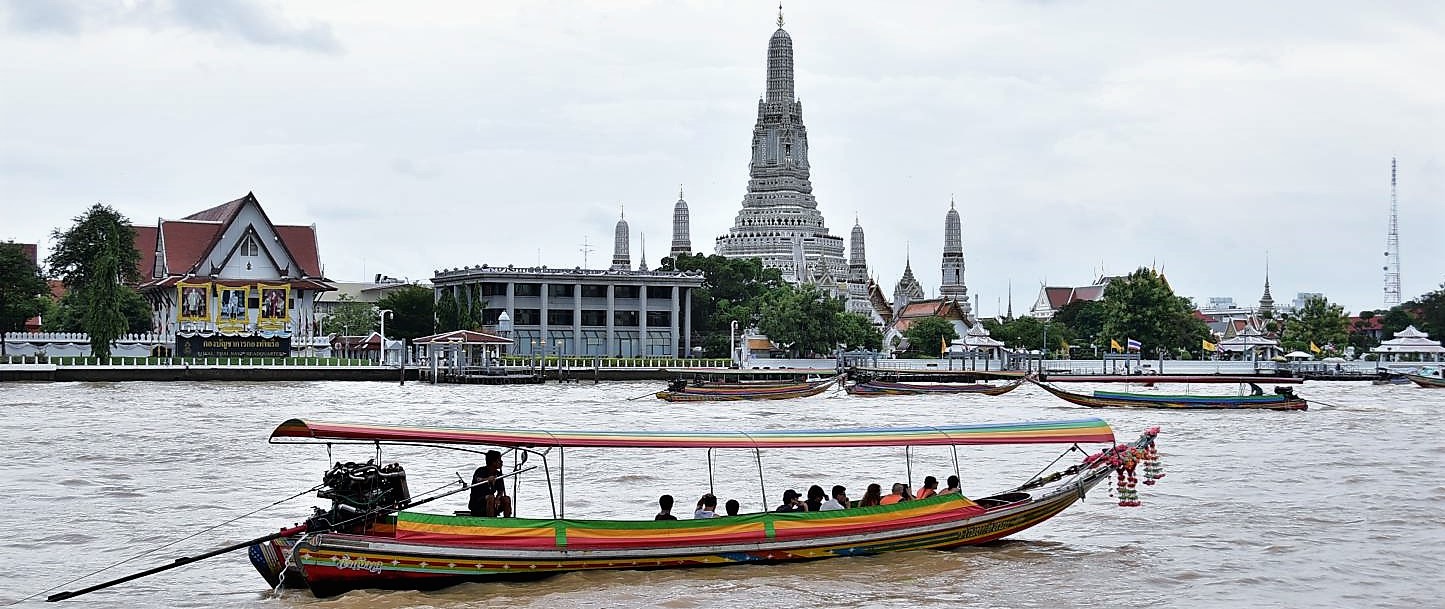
left=805, top=485, right=826, bottom=512
left=916, top=476, right=939, bottom=500
left=859, top=483, right=883, bottom=507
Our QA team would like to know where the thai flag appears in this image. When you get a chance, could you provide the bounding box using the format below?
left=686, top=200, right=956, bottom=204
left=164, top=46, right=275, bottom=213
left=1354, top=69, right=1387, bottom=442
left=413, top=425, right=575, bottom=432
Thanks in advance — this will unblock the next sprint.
left=1126, top=338, right=1142, bottom=351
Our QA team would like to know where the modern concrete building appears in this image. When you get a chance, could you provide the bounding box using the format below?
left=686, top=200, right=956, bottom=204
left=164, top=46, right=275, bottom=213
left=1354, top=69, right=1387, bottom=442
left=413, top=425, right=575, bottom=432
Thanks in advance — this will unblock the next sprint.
left=715, top=9, right=847, bottom=284
left=431, top=265, right=704, bottom=357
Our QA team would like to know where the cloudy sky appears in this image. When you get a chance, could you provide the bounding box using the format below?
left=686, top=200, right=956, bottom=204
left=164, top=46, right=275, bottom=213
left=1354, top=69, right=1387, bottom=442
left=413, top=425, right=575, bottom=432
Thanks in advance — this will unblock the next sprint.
left=2, top=1, right=1441, bottom=315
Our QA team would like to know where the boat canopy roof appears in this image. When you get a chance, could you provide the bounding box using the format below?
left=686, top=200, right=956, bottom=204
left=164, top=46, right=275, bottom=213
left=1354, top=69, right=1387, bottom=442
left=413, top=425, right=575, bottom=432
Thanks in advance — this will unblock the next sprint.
left=270, top=418, right=1114, bottom=449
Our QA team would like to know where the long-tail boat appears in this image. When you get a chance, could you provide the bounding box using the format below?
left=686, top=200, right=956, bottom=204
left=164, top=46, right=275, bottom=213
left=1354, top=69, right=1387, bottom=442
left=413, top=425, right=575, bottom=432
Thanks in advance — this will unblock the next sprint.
left=655, top=375, right=841, bottom=401
left=245, top=418, right=1158, bottom=597
left=1031, top=378, right=1307, bottom=410
left=1039, top=374, right=1302, bottom=384
left=1403, top=372, right=1445, bottom=388
left=844, top=379, right=1023, bottom=397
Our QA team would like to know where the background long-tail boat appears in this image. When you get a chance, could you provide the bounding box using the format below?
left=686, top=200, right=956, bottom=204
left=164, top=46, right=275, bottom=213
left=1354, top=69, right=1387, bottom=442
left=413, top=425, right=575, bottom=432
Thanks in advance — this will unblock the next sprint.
left=845, top=379, right=1023, bottom=397
left=656, top=375, right=841, bottom=401
left=1031, top=378, right=1307, bottom=410
left=1038, top=374, right=1302, bottom=384
left=1403, top=372, right=1445, bottom=388
left=247, top=418, right=1157, bottom=597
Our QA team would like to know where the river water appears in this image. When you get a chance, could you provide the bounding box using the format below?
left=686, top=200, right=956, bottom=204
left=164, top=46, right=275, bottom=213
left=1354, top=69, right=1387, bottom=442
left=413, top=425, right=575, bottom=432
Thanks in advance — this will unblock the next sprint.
left=1, top=380, right=1441, bottom=608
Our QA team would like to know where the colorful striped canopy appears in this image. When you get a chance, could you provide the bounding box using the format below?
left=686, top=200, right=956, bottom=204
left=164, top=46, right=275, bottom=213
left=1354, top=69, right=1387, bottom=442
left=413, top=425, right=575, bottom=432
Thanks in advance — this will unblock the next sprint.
left=269, top=418, right=1114, bottom=449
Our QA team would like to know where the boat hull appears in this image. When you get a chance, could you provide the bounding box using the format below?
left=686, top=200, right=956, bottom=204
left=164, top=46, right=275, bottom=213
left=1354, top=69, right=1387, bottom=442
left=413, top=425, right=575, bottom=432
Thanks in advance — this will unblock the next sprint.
left=845, top=380, right=1022, bottom=397
left=657, top=377, right=838, bottom=401
left=278, top=471, right=1106, bottom=597
left=1404, top=374, right=1445, bottom=388
left=1033, top=380, right=1307, bottom=410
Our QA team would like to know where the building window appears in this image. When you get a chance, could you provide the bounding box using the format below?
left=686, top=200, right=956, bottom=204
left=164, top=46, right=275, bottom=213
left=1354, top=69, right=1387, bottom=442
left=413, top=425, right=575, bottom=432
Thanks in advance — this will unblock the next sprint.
left=548, top=284, right=574, bottom=298
left=646, top=286, right=672, bottom=300
left=580, top=285, right=608, bottom=298
left=513, top=309, right=541, bottom=325
left=646, top=311, right=671, bottom=327
left=613, top=310, right=639, bottom=327
left=614, top=285, right=640, bottom=299
left=581, top=330, right=607, bottom=355
left=580, top=310, right=607, bottom=327
left=514, top=283, right=541, bottom=297
left=547, top=310, right=574, bottom=326
left=480, top=283, right=507, bottom=297
left=483, top=308, right=504, bottom=325
left=241, top=236, right=259, bottom=257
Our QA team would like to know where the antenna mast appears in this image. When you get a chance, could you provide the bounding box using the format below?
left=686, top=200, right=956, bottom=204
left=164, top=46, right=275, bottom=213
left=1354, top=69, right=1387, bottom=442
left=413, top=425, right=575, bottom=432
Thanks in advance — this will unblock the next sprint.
left=579, top=236, right=595, bottom=269
left=1384, top=158, right=1401, bottom=308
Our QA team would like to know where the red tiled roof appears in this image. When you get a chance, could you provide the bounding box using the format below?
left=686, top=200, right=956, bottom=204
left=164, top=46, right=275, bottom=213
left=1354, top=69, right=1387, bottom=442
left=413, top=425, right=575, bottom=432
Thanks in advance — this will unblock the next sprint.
left=1071, top=285, right=1106, bottom=301
left=16, top=243, right=38, bottom=265
left=274, top=225, right=320, bottom=277
left=183, top=194, right=249, bottom=222
left=132, top=225, right=158, bottom=279
left=159, top=220, right=225, bottom=275
left=1192, top=310, right=1215, bottom=322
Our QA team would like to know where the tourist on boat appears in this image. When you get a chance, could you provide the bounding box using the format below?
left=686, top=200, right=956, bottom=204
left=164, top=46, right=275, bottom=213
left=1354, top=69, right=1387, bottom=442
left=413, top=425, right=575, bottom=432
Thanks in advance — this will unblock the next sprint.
left=820, top=485, right=849, bottom=510
left=725, top=499, right=740, bottom=516
left=655, top=494, right=678, bottom=521
left=775, top=489, right=807, bottom=512
left=941, top=475, right=961, bottom=495
left=916, top=476, right=939, bottom=500
left=805, top=485, right=826, bottom=511
left=859, top=483, right=883, bottom=507
left=694, top=493, right=719, bottom=518
left=880, top=483, right=911, bottom=505
left=468, top=450, right=512, bottom=517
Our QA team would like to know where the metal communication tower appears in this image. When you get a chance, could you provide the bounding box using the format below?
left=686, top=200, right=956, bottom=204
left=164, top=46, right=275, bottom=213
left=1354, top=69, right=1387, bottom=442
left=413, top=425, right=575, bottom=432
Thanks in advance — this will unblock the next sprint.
left=1383, top=158, right=1401, bottom=308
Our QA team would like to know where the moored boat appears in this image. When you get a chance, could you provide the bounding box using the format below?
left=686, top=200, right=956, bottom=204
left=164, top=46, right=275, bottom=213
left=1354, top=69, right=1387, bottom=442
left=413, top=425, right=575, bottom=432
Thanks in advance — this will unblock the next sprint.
left=844, top=379, right=1023, bottom=397
left=656, top=375, right=841, bottom=401
left=246, top=418, right=1159, bottom=597
left=1032, top=379, right=1307, bottom=410
left=1403, top=372, right=1445, bottom=388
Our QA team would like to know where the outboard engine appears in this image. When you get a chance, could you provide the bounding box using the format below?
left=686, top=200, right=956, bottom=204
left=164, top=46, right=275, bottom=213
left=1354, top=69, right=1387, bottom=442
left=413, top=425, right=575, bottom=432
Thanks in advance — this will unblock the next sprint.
left=307, top=460, right=409, bottom=533
left=668, top=379, right=687, bottom=392
left=1274, top=386, right=1295, bottom=397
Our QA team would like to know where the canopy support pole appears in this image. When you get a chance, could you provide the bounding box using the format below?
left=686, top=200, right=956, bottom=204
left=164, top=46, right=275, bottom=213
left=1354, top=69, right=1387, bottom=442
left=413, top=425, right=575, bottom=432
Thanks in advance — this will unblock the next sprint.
left=559, top=447, right=566, bottom=519
left=905, top=446, right=913, bottom=493
left=950, top=445, right=961, bottom=486
left=753, top=448, right=767, bottom=512
left=706, top=448, right=716, bottom=495
left=539, top=452, right=557, bottom=519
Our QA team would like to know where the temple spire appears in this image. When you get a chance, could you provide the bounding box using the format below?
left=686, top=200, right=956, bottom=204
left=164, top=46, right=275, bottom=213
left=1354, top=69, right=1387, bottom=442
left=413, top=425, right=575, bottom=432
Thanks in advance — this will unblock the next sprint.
left=777, top=2, right=784, bottom=28
left=1259, top=251, right=1275, bottom=317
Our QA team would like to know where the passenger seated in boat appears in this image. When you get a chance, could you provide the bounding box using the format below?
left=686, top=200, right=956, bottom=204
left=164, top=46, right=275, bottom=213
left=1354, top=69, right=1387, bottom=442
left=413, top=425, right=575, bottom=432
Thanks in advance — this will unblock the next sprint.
left=820, top=485, right=848, bottom=511
left=858, top=483, right=883, bottom=507
left=694, top=493, right=719, bottom=519
left=915, top=476, right=939, bottom=500
left=655, top=494, right=678, bottom=520
left=805, top=485, right=826, bottom=511
left=941, top=475, right=961, bottom=495
left=775, top=489, right=806, bottom=512
left=880, top=483, right=910, bottom=505
left=725, top=499, right=740, bottom=516
left=468, top=450, right=512, bottom=517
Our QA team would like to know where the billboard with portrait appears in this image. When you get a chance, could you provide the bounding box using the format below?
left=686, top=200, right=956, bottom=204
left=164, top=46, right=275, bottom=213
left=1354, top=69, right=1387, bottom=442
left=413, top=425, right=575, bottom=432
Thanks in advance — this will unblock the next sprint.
left=216, top=285, right=251, bottom=333
left=176, top=282, right=212, bottom=323
left=257, top=283, right=290, bottom=331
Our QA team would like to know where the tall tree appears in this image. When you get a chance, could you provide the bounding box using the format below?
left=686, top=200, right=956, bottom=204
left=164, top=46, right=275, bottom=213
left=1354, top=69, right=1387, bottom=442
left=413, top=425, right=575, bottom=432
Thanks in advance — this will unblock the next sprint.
left=47, top=287, right=151, bottom=334
left=903, top=316, right=959, bottom=357
left=756, top=283, right=847, bottom=357
left=835, top=310, right=883, bottom=352
left=435, top=290, right=461, bottom=332
left=0, top=243, right=49, bottom=356
left=671, top=253, right=786, bottom=357
left=986, top=315, right=1070, bottom=354
left=1281, top=295, right=1349, bottom=353
left=1099, top=268, right=1209, bottom=357
left=1051, top=299, right=1104, bottom=346
left=1378, top=305, right=1416, bottom=340
left=376, top=285, right=435, bottom=342
left=321, top=294, right=377, bottom=336
left=1406, top=284, right=1445, bottom=338
left=46, top=204, right=141, bottom=361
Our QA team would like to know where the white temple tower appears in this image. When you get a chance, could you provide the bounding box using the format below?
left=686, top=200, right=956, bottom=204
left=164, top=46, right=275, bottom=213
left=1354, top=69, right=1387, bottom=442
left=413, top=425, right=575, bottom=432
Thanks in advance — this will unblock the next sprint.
left=670, top=186, right=691, bottom=257
left=610, top=209, right=631, bottom=271
left=939, top=198, right=970, bottom=315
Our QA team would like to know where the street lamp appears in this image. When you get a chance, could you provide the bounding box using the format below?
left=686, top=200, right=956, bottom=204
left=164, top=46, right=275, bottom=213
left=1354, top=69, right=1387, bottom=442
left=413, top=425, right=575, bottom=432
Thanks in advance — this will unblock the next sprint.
left=378, top=308, right=394, bottom=365
left=730, top=320, right=739, bottom=366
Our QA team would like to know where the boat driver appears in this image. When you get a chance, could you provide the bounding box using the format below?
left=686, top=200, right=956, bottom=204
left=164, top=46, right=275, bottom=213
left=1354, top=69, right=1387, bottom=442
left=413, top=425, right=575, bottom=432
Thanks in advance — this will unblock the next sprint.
left=469, top=450, right=513, bottom=517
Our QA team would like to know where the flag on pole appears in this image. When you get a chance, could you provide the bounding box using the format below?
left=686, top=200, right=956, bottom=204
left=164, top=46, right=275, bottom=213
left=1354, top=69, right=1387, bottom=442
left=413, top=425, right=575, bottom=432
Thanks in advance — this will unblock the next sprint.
left=1202, top=339, right=1217, bottom=352
left=1126, top=338, right=1142, bottom=351
left=1309, top=341, right=1322, bottom=354
left=941, top=336, right=948, bottom=355
left=1110, top=338, right=1122, bottom=352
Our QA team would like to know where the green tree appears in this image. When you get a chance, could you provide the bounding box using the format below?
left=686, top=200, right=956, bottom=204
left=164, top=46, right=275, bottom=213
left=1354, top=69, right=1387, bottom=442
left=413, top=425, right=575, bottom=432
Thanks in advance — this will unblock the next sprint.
left=984, top=315, right=1071, bottom=354
left=1378, top=305, right=1416, bottom=340
left=903, top=316, right=959, bottom=357
left=435, top=290, right=461, bottom=332
left=1406, top=284, right=1445, bottom=338
left=376, top=285, right=436, bottom=342
left=1051, top=300, right=1104, bottom=345
left=671, top=253, right=786, bottom=357
left=322, top=294, right=378, bottom=336
left=1280, top=295, right=1349, bottom=353
left=47, top=287, right=150, bottom=334
left=46, top=204, right=141, bottom=361
left=1099, top=268, right=1209, bottom=357
left=757, top=283, right=846, bottom=357
left=835, top=310, right=883, bottom=351
left=0, top=243, right=49, bottom=356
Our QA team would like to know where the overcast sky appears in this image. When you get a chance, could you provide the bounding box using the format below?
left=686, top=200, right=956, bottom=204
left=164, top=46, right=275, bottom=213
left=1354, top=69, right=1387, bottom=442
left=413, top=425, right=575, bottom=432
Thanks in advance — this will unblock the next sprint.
left=2, top=1, right=1441, bottom=315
